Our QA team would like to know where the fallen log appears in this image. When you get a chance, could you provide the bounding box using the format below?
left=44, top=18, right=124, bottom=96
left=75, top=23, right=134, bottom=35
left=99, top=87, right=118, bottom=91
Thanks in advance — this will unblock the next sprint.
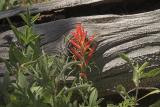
left=0, top=0, right=149, bottom=20
left=1, top=8, right=160, bottom=96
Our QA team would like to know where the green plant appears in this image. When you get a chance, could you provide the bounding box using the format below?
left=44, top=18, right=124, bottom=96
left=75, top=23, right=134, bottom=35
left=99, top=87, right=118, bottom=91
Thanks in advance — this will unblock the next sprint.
left=79, top=86, right=103, bottom=107
left=0, top=7, right=41, bottom=106
left=5, top=10, right=41, bottom=76
left=0, top=0, right=17, bottom=11
left=0, top=6, right=101, bottom=107
left=6, top=54, right=85, bottom=107
left=108, top=54, right=160, bottom=107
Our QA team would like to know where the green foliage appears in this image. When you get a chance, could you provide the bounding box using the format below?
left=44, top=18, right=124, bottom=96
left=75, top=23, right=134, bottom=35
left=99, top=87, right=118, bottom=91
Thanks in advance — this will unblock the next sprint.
left=108, top=98, right=135, bottom=107
left=4, top=8, right=41, bottom=76
left=0, top=0, right=17, bottom=11
left=114, top=53, right=160, bottom=107
left=107, top=85, right=136, bottom=107
left=0, top=6, right=101, bottom=107
left=20, top=10, right=40, bottom=27
left=107, top=54, right=160, bottom=107
left=120, top=53, right=160, bottom=87
left=116, top=85, right=131, bottom=100
left=0, top=0, right=6, bottom=10
left=78, top=86, right=103, bottom=107
left=6, top=54, right=84, bottom=107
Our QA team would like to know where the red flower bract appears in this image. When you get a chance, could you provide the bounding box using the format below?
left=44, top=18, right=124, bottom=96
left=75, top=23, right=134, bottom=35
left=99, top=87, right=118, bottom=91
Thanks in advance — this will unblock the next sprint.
left=68, top=23, right=96, bottom=79
left=79, top=72, right=87, bottom=79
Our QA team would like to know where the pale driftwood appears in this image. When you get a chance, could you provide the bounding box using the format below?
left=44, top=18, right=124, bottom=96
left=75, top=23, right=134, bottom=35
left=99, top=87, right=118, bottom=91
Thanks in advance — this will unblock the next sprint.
left=0, top=0, right=148, bottom=20
left=0, top=0, right=118, bottom=20
left=1, top=9, right=160, bottom=96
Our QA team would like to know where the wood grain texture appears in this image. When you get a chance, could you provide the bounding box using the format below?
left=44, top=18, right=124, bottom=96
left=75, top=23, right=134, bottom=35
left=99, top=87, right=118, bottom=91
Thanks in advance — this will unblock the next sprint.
left=1, top=9, right=160, bottom=96
left=0, top=0, right=148, bottom=20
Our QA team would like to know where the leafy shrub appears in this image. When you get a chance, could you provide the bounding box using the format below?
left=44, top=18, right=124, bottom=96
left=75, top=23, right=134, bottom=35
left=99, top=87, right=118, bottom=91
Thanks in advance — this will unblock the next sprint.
left=0, top=6, right=100, bottom=107
left=107, top=54, right=160, bottom=107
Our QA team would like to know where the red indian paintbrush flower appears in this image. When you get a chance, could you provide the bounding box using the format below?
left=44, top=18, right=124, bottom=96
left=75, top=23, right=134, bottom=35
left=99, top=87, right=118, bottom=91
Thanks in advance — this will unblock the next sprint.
left=68, top=23, right=96, bottom=79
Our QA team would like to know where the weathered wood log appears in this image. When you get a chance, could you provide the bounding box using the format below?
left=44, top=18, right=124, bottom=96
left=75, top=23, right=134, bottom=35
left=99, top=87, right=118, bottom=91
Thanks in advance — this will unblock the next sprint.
left=0, top=0, right=148, bottom=20
left=1, top=9, right=160, bottom=96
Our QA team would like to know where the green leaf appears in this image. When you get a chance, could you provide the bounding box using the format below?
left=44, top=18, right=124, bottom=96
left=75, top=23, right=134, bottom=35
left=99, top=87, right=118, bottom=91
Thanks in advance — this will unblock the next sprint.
left=65, top=84, right=90, bottom=93
left=116, top=85, right=128, bottom=99
left=89, top=88, right=98, bottom=107
left=119, top=53, right=131, bottom=63
left=31, top=13, right=40, bottom=23
left=132, top=66, right=139, bottom=87
left=24, top=26, right=38, bottom=45
left=11, top=25, right=24, bottom=44
left=72, top=101, right=78, bottom=107
left=27, top=88, right=35, bottom=102
left=60, top=61, right=80, bottom=76
left=0, top=0, right=5, bottom=11
left=17, top=72, right=29, bottom=89
left=119, top=53, right=133, bottom=69
left=9, top=94, right=17, bottom=103
left=132, top=62, right=149, bottom=87
left=9, top=43, right=18, bottom=67
left=138, top=62, right=149, bottom=73
left=138, top=89, right=160, bottom=101
left=107, top=104, right=117, bottom=107
left=5, top=61, right=14, bottom=73
left=97, top=98, right=104, bottom=105
left=20, top=14, right=29, bottom=26
left=10, top=44, right=27, bottom=64
left=141, top=68, right=160, bottom=79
